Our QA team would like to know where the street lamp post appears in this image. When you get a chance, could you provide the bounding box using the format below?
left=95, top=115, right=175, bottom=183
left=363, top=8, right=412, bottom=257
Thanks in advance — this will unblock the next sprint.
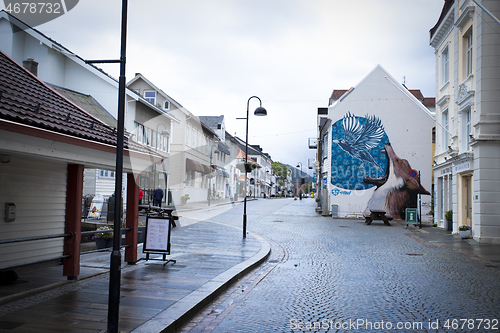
left=237, top=96, right=267, bottom=238
left=296, top=162, right=303, bottom=200
left=85, top=1, right=127, bottom=331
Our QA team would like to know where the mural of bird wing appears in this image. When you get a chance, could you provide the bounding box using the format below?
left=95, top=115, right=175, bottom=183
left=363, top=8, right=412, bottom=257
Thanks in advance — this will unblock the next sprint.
left=352, top=114, right=385, bottom=151
left=341, top=112, right=364, bottom=145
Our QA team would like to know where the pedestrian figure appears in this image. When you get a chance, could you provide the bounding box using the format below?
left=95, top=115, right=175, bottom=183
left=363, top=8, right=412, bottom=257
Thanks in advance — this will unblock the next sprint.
left=138, top=188, right=143, bottom=205
left=153, top=185, right=163, bottom=207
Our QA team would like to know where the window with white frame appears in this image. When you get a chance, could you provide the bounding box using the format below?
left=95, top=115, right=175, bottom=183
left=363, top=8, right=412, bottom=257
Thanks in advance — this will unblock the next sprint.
left=441, top=109, right=449, bottom=152
left=191, top=127, right=196, bottom=147
left=322, top=132, right=328, bottom=160
left=461, top=108, right=473, bottom=151
left=163, top=136, right=169, bottom=152
left=133, top=121, right=169, bottom=152
left=466, top=31, right=473, bottom=77
left=144, top=91, right=156, bottom=105
left=441, top=45, right=449, bottom=87
left=146, top=128, right=152, bottom=146
left=164, top=100, right=170, bottom=110
left=137, top=123, right=143, bottom=143
left=186, top=124, right=191, bottom=147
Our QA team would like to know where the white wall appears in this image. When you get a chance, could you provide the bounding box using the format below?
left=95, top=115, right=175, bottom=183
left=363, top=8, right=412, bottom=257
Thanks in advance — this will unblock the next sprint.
left=327, top=66, right=434, bottom=219
left=0, top=154, right=67, bottom=268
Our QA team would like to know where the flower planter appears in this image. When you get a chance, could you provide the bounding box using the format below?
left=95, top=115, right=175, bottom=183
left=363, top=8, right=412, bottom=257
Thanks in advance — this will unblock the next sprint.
left=95, top=237, right=113, bottom=249
left=459, top=229, right=471, bottom=239
left=95, top=238, right=107, bottom=249
left=181, top=198, right=188, bottom=205
left=137, top=226, right=146, bottom=244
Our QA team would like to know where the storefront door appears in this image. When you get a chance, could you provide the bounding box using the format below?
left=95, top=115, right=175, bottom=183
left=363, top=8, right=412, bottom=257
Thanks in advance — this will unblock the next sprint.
left=464, top=175, right=472, bottom=225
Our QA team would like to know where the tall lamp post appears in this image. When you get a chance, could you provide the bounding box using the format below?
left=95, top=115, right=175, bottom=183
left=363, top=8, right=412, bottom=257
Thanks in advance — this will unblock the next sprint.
left=296, top=162, right=303, bottom=200
left=85, top=1, right=127, bottom=331
left=208, top=144, right=219, bottom=206
left=237, top=96, right=267, bottom=238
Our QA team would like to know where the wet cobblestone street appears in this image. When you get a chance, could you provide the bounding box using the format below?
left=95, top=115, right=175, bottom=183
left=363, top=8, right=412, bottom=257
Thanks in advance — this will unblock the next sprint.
left=180, top=198, right=500, bottom=333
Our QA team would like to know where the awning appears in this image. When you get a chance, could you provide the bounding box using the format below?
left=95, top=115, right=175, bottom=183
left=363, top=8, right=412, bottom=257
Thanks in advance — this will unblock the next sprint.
left=215, top=168, right=229, bottom=178
left=203, top=164, right=212, bottom=174
left=218, top=144, right=230, bottom=155
left=186, top=158, right=209, bottom=173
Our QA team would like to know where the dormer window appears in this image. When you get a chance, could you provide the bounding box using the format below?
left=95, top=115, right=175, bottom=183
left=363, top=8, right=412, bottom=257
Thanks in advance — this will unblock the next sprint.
left=144, top=91, right=156, bottom=105
left=164, top=100, right=170, bottom=110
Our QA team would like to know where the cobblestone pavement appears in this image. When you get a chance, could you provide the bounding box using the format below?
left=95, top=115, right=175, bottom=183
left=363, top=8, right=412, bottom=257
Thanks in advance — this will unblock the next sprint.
left=179, top=198, right=500, bottom=333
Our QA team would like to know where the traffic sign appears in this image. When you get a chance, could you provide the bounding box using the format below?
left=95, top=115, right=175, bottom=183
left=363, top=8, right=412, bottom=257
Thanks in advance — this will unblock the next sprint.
left=409, top=169, right=418, bottom=178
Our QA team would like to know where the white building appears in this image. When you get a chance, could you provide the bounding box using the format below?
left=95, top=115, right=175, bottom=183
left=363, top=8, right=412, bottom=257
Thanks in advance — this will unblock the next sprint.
left=0, top=11, right=178, bottom=208
left=0, top=50, right=156, bottom=270
left=430, top=0, right=500, bottom=243
left=319, top=65, right=435, bottom=220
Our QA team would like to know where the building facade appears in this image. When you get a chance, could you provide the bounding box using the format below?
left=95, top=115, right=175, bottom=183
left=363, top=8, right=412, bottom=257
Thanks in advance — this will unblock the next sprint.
left=318, top=65, right=435, bottom=220
left=430, top=0, right=500, bottom=243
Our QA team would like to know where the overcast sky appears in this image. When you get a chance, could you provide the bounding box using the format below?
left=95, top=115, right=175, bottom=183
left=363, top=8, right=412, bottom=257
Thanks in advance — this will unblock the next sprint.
left=12, top=0, right=445, bottom=174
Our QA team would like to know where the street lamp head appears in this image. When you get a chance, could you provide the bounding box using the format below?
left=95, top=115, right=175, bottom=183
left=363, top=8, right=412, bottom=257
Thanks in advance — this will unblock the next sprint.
left=254, top=106, right=267, bottom=116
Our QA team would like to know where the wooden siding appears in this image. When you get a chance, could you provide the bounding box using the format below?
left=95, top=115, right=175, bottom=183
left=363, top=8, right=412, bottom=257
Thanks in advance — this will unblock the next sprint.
left=0, top=154, right=67, bottom=268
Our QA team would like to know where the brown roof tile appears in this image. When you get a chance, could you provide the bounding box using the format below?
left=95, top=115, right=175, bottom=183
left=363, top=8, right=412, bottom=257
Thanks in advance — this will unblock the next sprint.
left=408, top=89, right=424, bottom=100
left=0, top=50, right=155, bottom=156
left=423, top=97, right=436, bottom=108
left=330, top=90, right=348, bottom=100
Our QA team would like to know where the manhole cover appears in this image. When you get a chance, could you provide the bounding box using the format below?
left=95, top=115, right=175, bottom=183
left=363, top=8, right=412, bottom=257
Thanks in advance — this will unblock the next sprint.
left=407, top=253, right=424, bottom=256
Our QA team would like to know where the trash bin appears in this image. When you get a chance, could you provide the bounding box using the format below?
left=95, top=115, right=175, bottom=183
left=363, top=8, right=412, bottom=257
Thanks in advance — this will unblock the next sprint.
left=331, top=204, right=338, bottom=217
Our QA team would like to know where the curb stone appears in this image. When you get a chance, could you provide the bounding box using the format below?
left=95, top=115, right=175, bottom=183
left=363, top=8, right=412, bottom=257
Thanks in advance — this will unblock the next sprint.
left=131, top=232, right=271, bottom=333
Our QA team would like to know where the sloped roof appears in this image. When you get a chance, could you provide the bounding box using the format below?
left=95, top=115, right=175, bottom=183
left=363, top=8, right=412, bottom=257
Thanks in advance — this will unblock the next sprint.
left=422, top=97, right=436, bottom=108
left=330, top=65, right=435, bottom=119
left=50, top=85, right=118, bottom=128
left=408, top=89, right=424, bottom=100
left=126, top=73, right=182, bottom=121
left=0, top=50, right=152, bottom=155
left=430, top=0, right=455, bottom=40
left=330, top=90, right=349, bottom=100
left=199, top=116, right=223, bottom=130
left=0, top=10, right=120, bottom=87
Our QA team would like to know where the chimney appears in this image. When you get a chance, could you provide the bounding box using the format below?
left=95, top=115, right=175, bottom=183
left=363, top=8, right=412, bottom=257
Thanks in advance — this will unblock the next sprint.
left=23, top=58, right=38, bottom=77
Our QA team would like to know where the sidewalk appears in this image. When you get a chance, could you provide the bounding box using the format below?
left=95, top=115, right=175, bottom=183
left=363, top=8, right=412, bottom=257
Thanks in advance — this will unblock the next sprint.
left=173, top=196, right=259, bottom=213
left=0, top=199, right=269, bottom=333
left=404, top=223, right=500, bottom=268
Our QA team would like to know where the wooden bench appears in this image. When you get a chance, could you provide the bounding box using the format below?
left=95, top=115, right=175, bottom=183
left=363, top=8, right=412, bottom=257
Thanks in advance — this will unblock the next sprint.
left=364, top=210, right=393, bottom=226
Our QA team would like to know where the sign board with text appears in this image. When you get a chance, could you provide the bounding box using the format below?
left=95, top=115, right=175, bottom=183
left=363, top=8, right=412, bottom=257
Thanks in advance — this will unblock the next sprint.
left=144, top=216, right=172, bottom=253
left=405, top=208, right=418, bottom=224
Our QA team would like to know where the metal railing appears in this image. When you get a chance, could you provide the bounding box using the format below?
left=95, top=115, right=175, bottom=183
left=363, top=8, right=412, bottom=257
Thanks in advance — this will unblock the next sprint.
left=0, top=227, right=133, bottom=269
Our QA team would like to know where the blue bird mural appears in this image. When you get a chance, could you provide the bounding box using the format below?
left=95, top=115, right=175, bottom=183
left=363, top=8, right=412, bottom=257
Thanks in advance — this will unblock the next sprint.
left=332, top=112, right=385, bottom=170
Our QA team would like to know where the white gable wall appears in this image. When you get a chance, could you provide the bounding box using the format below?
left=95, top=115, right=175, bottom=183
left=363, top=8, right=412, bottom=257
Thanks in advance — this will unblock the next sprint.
left=0, top=17, right=122, bottom=124
left=327, top=66, right=434, bottom=219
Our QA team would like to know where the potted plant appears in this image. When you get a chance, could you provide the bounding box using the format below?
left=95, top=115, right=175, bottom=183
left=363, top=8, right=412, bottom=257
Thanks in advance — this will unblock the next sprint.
left=445, top=210, right=453, bottom=231
left=181, top=194, right=190, bottom=205
left=459, top=225, right=472, bottom=239
left=137, top=221, right=146, bottom=244
left=93, top=226, right=113, bottom=249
